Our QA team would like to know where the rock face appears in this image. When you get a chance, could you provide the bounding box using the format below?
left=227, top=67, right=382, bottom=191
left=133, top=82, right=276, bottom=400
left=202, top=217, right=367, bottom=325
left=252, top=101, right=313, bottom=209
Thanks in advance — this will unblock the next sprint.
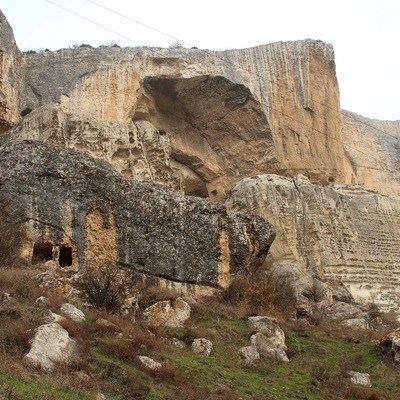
left=227, top=174, right=400, bottom=313
left=0, top=141, right=274, bottom=288
left=0, top=104, right=183, bottom=191
left=19, top=40, right=345, bottom=200
left=0, top=10, right=23, bottom=132
left=342, top=110, right=400, bottom=200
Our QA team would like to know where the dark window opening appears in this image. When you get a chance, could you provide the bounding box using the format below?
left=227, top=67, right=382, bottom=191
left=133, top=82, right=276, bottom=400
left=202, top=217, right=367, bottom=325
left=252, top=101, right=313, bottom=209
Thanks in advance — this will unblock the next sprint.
left=32, top=242, right=53, bottom=265
left=59, top=246, right=72, bottom=267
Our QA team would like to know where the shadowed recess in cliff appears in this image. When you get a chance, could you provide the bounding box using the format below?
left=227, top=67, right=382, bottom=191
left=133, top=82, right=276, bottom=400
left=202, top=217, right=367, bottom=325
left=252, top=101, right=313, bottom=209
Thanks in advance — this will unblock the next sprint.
left=131, top=74, right=277, bottom=201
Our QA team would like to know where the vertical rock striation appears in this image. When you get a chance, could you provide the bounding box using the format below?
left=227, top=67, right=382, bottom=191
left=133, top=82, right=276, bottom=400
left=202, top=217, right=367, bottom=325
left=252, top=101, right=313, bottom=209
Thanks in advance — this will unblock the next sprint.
left=0, top=10, right=23, bottom=132
left=342, top=110, right=400, bottom=199
left=22, top=40, right=345, bottom=199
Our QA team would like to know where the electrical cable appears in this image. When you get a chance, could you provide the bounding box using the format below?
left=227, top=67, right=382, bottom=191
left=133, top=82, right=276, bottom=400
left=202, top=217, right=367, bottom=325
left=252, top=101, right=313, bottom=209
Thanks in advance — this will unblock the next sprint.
left=43, top=0, right=400, bottom=169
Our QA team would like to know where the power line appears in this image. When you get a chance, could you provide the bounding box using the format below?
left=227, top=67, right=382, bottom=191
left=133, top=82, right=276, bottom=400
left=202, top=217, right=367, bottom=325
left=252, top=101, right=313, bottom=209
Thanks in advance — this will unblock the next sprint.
left=86, top=0, right=191, bottom=47
left=43, top=0, right=399, bottom=169
left=83, top=0, right=400, bottom=144
left=45, top=0, right=142, bottom=47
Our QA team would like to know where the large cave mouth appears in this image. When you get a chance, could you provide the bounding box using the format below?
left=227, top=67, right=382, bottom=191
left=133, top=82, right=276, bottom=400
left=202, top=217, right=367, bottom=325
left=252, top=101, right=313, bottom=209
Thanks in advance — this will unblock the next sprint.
left=131, top=74, right=274, bottom=200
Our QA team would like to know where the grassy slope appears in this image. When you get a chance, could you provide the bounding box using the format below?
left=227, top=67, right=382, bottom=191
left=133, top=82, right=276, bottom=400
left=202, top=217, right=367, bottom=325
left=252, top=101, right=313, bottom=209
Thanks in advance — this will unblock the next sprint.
left=0, top=268, right=399, bottom=400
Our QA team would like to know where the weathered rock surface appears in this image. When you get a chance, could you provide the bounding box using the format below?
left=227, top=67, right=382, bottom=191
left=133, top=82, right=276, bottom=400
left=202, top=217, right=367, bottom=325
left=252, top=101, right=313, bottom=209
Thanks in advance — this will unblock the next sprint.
left=238, top=345, right=260, bottom=365
left=60, top=303, right=86, bottom=322
left=227, top=174, right=400, bottom=313
left=19, top=40, right=345, bottom=200
left=342, top=110, right=400, bottom=199
left=143, top=298, right=191, bottom=328
left=346, top=371, right=372, bottom=387
left=191, top=338, right=213, bottom=356
left=0, top=10, right=23, bottom=132
left=23, top=322, right=78, bottom=372
left=246, top=316, right=289, bottom=363
left=0, top=104, right=182, bottom=191
left=137, top=355, right=162, bottom=371
left=0, top=141, right=274, bottom=288
left=377, top=331, right=400, bottom=363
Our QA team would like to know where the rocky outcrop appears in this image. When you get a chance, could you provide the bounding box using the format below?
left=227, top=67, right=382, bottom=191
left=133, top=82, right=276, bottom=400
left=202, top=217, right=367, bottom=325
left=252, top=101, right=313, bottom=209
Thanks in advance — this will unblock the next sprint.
left=0, top=141, right=274, bottom=288
left=227, top=174, right=400, bottom=313
left=0, top=104, right=183, bottom=191
left=21, top=40, right=345, bottom=200
left=342, top=110, right=400, bottom=199
left=0, top=10, right=23, bottom=132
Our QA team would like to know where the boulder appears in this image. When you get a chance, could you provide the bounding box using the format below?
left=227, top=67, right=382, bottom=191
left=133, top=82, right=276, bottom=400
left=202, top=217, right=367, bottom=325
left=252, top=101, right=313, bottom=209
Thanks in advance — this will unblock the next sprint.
left=23, top=323, right=78, bottom=372
left=377, top=331, right=400, bottom=363
left=143, top=297, right=191, bottom=328
left=137, top=356, right=162, bottom=371
left=191, top=338, right=213, bottom=356
left=42, top=310, right=65, bottom=324
left=60, top=303, right=86, bottom=322
left=340, top=318, right=370, bottom=330
left=238, top=346, right=260, bottom=365
left=346, top=371, right=372, bottom=387
left=250, top=333, right=289, bottom=363
left=325, top=302, right=367, bottom=320
left=248, top=316, right=286, bottom=349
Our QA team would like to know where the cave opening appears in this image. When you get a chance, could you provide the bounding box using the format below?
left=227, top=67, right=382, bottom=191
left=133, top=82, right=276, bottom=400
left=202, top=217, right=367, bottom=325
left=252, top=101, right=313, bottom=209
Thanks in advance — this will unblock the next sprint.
left=59, top=245, right=72, bottom=267
left=32, top=241, right=53, bottom=264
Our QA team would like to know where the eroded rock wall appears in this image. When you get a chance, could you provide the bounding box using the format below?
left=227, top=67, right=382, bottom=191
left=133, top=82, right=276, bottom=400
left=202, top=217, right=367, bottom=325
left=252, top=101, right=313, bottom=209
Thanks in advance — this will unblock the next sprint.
left=0, top=10, right=23, bottom=132
left=0, top=104, right=182, bottom=191
left=22, top=40, right=345, bottom=200
left=227, top=174, right=400, bottom=313
left=0, top=141, right=274, bottom=288
left=342, top=110, right=400, bottom=199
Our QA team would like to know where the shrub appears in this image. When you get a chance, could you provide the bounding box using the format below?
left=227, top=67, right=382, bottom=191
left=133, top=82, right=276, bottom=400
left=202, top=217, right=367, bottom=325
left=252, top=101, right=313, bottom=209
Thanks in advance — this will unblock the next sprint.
left=76, top=264, right=133, bottom=313
left=169, top=40, right=184, bottom=49
left=223, top=272, right=297, bottom=317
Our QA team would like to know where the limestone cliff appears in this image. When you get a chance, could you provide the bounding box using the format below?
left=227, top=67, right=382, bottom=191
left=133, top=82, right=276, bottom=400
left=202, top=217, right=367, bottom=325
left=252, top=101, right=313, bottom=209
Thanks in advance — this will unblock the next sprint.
left=0, top=104, right=183, bottom=191
left=342, top=110, right=400, bottom=199
left=21, top=40, right=345, bottom=200
left=0, top=141, right=274, bottom=288
left=227, top=174, right=400, bottom=313
left=0, top=10, right=22, bottom=132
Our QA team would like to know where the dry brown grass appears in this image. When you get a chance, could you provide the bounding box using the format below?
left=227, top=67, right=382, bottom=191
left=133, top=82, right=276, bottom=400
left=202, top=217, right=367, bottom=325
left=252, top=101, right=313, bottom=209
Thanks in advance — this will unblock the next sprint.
left=223, top=272, right=297, bottom=317
left=0, top=266, right=44, bottom=302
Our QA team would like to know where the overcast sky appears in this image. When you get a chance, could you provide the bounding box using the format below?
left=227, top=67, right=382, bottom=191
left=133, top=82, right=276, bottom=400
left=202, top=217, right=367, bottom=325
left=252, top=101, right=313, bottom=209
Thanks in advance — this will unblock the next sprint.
left=1, top=0, right=399, bottom=121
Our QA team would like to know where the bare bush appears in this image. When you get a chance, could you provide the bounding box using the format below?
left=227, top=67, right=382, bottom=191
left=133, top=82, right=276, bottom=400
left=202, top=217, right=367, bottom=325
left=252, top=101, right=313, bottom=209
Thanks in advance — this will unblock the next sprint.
left=76, top=264, right=133, bottom=313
